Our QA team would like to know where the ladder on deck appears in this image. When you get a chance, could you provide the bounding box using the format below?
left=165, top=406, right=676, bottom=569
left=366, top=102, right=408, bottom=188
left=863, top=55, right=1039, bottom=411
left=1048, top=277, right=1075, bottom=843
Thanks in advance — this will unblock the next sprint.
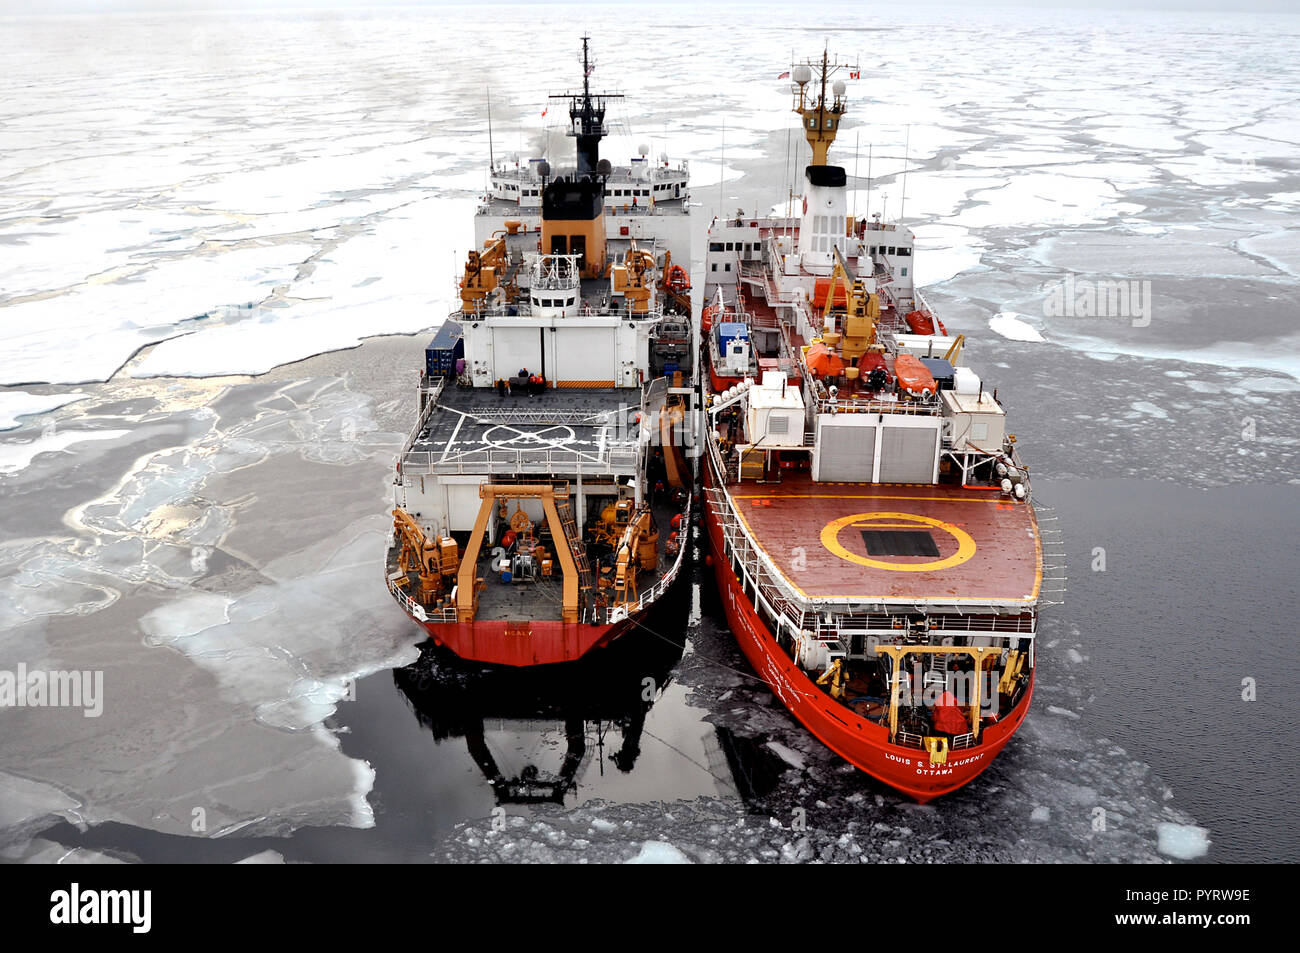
left=551, top=487, right=594, bottom=608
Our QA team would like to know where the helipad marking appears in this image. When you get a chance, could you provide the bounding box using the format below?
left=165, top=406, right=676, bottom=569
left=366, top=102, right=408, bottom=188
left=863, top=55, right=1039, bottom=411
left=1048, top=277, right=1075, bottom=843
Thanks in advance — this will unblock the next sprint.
left=820, top=512, right=977, bottom=572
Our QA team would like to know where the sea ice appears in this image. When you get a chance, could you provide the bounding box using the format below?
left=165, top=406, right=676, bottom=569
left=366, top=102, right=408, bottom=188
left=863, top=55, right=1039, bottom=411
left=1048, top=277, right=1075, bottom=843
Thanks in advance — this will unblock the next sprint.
left=1156, top=822, right=1211, bottom=860
left=625, top=840, right=693, bottom=864
left=0, top=391, right=88, bottom=431
left=0, top=429, right=131, bottom=475
left=988, top=312, right=1045, bottom=343
left=765, top=741, right=806, bottom=771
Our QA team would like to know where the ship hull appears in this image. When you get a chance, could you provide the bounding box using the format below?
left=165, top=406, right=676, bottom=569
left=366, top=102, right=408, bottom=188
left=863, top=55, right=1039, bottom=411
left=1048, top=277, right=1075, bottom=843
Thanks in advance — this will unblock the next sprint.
left=415, top=616, right=636, bottom=667
left=387, top=521, right=691, bottom=667
left=702, top=466, right=1033, bottom=801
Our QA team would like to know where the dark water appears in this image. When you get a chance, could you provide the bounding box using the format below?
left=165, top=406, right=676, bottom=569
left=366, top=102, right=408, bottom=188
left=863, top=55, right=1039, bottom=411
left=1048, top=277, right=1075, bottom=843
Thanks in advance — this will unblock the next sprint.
left=1034, top=478, right=1300, bottom=864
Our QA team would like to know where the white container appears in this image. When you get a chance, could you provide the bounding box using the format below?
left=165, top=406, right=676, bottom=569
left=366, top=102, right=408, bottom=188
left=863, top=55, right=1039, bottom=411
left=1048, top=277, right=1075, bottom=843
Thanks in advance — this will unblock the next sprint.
left=953, top=366, right=982, bottom=395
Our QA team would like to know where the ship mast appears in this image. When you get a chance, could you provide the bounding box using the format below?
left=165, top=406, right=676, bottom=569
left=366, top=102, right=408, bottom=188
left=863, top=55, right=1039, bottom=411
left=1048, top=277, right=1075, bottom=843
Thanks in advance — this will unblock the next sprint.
left=550, top=35, right=622, bottom=176
left=791, top=48, right=857, bottom=166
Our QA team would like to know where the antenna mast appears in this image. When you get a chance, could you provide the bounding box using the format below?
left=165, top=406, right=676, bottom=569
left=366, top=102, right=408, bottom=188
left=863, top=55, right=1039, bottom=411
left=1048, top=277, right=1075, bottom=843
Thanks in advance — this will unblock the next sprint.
left=487, top=88, right=495, bottom=171
left=790, top=48, right=857, bottom=166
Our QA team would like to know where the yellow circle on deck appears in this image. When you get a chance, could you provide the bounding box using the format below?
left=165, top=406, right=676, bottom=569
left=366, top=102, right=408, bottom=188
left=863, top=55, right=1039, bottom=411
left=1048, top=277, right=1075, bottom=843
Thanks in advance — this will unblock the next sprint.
left=820, top=511, right=976, bottom=572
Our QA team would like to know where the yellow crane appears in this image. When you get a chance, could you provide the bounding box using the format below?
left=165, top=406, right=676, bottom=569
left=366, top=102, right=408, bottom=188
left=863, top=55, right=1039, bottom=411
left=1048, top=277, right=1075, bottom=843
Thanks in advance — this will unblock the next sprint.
left=612, top=506, right=658, bottom=608
left=392, top=508, right=455, bottom=604
left=824, top=246, right=880, bottom=360
left=460, top=234, right=510, bottom=313
left=612, top=241, right=656, bottom=315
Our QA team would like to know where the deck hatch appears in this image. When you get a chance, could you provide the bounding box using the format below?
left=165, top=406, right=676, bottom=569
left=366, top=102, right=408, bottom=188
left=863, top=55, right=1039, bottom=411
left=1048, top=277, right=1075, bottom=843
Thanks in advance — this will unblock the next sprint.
left=860, top=530, right=940, bottom=557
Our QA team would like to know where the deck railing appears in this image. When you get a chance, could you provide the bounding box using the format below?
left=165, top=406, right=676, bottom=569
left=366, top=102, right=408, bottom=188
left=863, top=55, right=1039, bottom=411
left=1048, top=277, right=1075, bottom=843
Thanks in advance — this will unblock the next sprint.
left=400, top=445, right=638, bottom=477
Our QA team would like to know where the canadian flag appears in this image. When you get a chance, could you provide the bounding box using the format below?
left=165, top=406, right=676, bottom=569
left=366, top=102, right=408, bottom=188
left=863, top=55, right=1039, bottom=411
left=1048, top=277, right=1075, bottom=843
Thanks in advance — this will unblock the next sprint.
left=850, top=71, right=860, bottom=80
left=541, top=106, right=548, bottom=117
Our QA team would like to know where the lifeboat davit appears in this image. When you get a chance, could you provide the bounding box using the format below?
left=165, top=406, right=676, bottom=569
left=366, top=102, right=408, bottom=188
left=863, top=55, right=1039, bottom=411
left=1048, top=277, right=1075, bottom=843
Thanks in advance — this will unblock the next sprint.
left=905, top=309, right=947, bottom=336
left=893, top=353, right=937, bottom=398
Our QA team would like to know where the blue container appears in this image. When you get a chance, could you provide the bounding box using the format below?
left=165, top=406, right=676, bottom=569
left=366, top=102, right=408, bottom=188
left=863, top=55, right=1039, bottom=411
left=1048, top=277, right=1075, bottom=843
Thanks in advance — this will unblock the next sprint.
left=425, top=320, right=465, bottom=378
left=718, top=321, right=748, bottom=350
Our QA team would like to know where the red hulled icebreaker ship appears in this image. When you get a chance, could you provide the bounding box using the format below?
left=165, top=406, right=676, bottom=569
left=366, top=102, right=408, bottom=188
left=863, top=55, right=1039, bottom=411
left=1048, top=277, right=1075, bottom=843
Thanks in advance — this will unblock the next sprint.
left=699, top=53, right=1043, bottom=800
left=386, top=39, right=698, bottom=666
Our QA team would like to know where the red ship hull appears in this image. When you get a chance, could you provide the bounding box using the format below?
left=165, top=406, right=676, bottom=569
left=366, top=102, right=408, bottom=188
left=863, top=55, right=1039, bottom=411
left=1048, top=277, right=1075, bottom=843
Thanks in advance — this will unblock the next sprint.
left=708, top=366, right=747, bottom=393
left=702, top=469, right=1034, bottom=801
left=416, top=617, right=632, bottom=667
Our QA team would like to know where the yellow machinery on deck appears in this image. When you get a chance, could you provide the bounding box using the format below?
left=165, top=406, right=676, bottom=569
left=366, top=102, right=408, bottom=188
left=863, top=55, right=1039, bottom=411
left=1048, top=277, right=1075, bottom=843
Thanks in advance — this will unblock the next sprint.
left=611, top=242, right=656, bottom=315
left=823, top=246, right=880, bottom=361
left=612, top=505, right=658, bottom=608
left=460, top=224, right=524, bottom=313
left=457, top=484, right=583, bottom=624
left=392, top=508, right=458, bottom=604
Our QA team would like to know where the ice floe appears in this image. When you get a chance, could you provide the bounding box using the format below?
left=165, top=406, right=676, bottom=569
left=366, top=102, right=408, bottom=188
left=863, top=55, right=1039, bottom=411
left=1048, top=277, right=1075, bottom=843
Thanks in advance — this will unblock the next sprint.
left=0, top=391, right=88, bottom=431
left=988, top=312, right=1045, bottom=343
left=1156, top=822, right=1211, bottom=860
left=0, top=429, right=131, bottom=475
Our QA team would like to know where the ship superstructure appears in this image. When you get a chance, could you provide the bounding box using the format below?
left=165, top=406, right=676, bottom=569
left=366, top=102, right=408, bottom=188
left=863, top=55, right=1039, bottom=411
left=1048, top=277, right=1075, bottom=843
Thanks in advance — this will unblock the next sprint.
left=699, top=53, right=1042, bottom=800
left=387, top=39, right=698, bottom=666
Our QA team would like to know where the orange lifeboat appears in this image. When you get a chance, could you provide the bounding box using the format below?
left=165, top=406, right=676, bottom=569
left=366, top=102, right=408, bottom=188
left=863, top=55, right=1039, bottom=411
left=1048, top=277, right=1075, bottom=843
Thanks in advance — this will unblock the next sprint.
left=702, top=303, right=720, bottom=333
left=813, top=277, right=848, bottom=309
left=857, top=350, right=890, bottom=385
left=905, top=309, right=947, bottom=336
left=666, top=263, right=690, bottom=293
left=893, top=353, right=936, bottom=398
left=806, top=342, right=845, bottom=378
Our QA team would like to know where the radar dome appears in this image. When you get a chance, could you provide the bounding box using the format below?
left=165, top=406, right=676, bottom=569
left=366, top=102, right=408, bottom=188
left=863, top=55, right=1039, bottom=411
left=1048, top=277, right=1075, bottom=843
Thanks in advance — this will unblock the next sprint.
left=638, top=143, right=649, bottom=157
left=536, top=160, right=551, bottom=178
left=793, top=65, right=812, bottom=85
left=597, top=158, right=613, bottom=175
left=833, top=79, right=847, bottom=97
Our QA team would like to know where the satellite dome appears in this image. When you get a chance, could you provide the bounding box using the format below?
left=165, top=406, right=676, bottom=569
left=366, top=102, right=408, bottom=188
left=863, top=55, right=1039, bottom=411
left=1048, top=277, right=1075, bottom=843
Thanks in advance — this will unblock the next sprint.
left=536, top=160, right=551, bottom=178
left=638, top=142, right=649, bottom=157
left=597, top=158, right=613, bottom=175
left=833, top=79, right=847, bottom=97
left=793, top=65, right=812, bottom=85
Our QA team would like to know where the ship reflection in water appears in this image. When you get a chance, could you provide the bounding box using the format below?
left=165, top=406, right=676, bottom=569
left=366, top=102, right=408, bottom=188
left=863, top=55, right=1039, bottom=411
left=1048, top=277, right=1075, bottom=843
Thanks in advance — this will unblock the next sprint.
left=393, top=580, right=741, bottom=807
